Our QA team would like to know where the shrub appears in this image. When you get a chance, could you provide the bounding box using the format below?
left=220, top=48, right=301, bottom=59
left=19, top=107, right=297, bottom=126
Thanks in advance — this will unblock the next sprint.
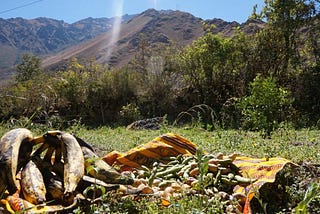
left=238, top=75, right=293, bottom=133
left=16, top=54, right=42, bottom=82
left=119, top=103, right=142, bottom=125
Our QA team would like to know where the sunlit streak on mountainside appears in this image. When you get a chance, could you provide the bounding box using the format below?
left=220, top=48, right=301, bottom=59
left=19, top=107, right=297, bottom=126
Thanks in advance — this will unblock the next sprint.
left=105, top=0, right=123, bottom=65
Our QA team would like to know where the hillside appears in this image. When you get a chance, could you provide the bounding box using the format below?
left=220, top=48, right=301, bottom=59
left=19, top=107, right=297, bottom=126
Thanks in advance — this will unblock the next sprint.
left=0, top=15, right=134, bottom=79
left=0, top=9, right=263, bottom=79
left=42, top=9, right=204, bottom=70
left=42, top=9, right=263, bottom=70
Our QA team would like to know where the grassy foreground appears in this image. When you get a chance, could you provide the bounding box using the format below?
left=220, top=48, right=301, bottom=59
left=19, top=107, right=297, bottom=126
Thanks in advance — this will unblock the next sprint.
left=0, top=124, right=319, bottom=213
left=1, top=123, right=319, bottom=163
left=62, top=125, right=319, bottom=164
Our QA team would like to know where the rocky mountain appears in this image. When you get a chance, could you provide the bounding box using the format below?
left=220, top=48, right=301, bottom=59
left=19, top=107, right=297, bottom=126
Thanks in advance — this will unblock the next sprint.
left=0, top=9, right=263, bottom=79
left=42, top=9, right=205, bottom=70
left=0, top=14, right=134, bottom=78
left=42, top=9, right=264, bottom=71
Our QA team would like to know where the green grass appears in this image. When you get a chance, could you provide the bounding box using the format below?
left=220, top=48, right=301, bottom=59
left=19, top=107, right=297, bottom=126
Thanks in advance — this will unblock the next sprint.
left=1, top=116, right=320, bottom=164
left=57, top=125, right=320, bottom=164
left=0, top=123, right=319, bottom=213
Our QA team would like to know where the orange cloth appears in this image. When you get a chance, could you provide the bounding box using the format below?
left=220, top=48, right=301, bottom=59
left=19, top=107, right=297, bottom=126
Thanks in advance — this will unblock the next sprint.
left=103, top=133, right=197, bottom=170
left=233, top=156, right=294, bottom=194
left=233, top=156, right=296, bottom=213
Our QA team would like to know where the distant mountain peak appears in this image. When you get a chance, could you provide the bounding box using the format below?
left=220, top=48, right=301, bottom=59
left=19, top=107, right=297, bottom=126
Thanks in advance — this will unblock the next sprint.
left=140, top=8, right=160, bottom=17
left=0, top=9, right=264, bottom=81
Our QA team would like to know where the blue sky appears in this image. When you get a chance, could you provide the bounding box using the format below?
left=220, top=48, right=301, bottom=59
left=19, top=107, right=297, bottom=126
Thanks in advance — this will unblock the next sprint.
left=0, top=0, right=265, bottom=23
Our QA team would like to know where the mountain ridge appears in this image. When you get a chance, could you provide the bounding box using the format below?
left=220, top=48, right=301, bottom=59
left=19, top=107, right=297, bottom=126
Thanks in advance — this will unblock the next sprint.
left=0, top=9, right=263, bottom=80
left=0, top=14, right=135, bottom=77
left=42, top=9, right=263, bottom=71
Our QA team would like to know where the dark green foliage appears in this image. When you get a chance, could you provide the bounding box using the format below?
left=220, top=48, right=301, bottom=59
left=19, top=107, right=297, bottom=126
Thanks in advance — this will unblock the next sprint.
left=0, top=72, right=55, bottom=123
left=51, top=58, right=137, bottom=125
left=180, top=28, right=256, bottom=128
left=16, top=54, right=42, bottom=82
left=85, top=67, right=137, bottom=125
left=130, top=38, right=183, bottom=120
left=178, top=33, right=238, bottom=107
left=135, top=55, right=180, bottom=118
left=291, top=65, right=320, bottom=126
left=238, top=75, right=293, bottom=132
left=255, top=0, right=316, bottom=81
left=119, top=103, right=142, bottom=125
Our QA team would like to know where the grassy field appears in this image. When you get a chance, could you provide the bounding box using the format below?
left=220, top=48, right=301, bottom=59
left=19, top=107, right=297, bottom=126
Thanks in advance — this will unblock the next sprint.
left=1, top=123, right=320, bottom=164
left=51, top=125, right=320, bottom=164
left=0, top=123, right=319, bottom=213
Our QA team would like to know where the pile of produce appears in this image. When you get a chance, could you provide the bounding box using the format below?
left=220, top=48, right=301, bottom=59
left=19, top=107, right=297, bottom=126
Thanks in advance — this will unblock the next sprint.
left=126, top=152, right=254, bottom=213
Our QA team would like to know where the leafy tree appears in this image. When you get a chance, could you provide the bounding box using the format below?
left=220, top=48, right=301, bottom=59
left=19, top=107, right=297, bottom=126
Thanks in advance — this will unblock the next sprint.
left=254, top=0, right=318, bottom=83
left=86, top=67, right=137, bottom=125
left=136, top=55, right=179, bottom=117
left=129, top=39, right=183, bottom=119
left=179, top=33, right=231, bottom=105
left=238, top=75, right=293, bottom=132
left=0, top=54, right=55, bottom=123
left=16, top=54, right=42, bottom=82
left=52, top=58, right=101, bottom=124
left=0, top=74, right=56, bottom=123
left=178, top=31, right=253, bottom=127
left=249, top=0, right=320, bottom=128
left=293, top=65, right=320, bottom=126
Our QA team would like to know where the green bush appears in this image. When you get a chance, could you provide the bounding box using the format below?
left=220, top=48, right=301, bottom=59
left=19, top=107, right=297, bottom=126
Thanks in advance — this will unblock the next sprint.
left=238, top=75, right=293, bottom=133
left=0, top=73, right=55, bottom=123
left=16, top=54, right=42, bottom=82
left=135, top=55, right=180, bottom=118
left=119, top=103, right=142, bottom=125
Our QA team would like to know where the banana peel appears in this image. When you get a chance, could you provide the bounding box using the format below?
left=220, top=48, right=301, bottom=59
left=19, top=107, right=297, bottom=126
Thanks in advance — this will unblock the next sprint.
left=0, top=128, right=34, bottom=194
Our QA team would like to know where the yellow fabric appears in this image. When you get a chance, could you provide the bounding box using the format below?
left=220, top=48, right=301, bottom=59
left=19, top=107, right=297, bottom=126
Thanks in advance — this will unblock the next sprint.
left=233, top=156, right=294, bottom=195
left=158, top=133, right=197, bottom=155
left=112, top=133, right=197, bottom=169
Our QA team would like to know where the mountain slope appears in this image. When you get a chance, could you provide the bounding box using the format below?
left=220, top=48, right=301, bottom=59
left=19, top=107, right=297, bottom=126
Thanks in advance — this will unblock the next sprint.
left=43, top=9, right=260, bottom=70
left=0, top=15, right=134, bottom=73
left=42, top=9, right=206, bottom=69
left=0, top=9, right=263, bottom=79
